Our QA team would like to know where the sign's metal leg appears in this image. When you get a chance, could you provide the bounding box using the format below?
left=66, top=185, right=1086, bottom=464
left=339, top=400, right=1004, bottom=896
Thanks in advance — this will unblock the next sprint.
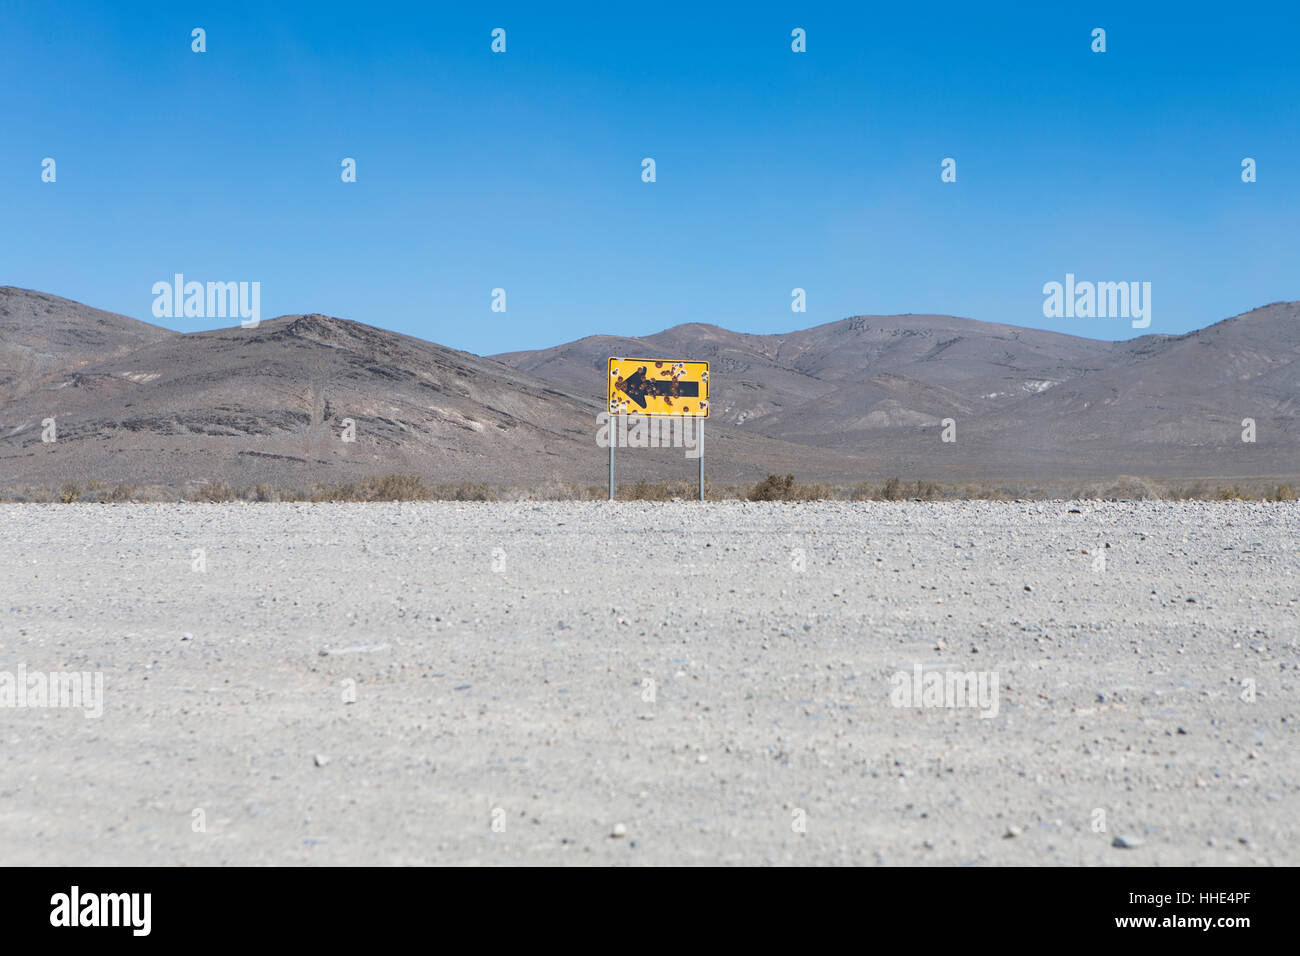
left=698, top=420, right=704, bottom=501
left=609, top=420, right=615, bottom=501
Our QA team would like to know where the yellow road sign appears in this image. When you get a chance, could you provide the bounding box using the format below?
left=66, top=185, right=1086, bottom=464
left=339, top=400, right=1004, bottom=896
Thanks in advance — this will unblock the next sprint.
left=608, top=358, right=709, bottom=417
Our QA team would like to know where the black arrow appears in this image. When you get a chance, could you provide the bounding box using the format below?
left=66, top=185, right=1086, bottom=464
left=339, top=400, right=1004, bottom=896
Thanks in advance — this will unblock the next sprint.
left=616, top=367, right=700, bottom=409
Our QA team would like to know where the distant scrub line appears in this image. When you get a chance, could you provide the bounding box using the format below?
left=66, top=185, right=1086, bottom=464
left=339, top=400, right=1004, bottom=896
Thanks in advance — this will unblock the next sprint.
left=4, top=474, right=1297, bottom=504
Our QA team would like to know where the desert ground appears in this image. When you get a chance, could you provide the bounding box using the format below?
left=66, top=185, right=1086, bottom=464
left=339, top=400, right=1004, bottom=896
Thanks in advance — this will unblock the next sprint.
left=1, top=500, right=1296, bottom=865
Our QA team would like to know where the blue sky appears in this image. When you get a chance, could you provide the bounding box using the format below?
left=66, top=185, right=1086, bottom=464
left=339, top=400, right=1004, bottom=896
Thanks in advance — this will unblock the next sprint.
left=2, top=1, right=1297, bottom=354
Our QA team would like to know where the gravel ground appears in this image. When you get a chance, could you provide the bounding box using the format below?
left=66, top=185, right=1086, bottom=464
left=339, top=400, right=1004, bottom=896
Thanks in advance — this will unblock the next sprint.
left=1, top=501, right=1297, bottom=866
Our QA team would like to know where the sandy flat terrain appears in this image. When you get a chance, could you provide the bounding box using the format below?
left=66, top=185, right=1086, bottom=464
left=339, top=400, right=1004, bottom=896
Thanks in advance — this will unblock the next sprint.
left=1, top=501, right=1296, bottom=865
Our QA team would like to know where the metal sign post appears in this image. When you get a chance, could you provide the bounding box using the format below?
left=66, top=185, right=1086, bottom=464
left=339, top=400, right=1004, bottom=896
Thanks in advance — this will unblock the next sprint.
left=609, top=416, right=616, bottom=501
left=606, top=358, right=709, bottom=502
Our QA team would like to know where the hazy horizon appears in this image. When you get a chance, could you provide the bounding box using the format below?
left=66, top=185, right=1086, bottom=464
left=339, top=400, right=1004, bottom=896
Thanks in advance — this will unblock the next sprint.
left=8, top=283, right=1296, bottom=352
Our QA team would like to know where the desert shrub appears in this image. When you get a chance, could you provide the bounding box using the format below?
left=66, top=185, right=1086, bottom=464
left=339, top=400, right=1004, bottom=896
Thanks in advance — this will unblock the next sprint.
left=750, top=474, right=796, bottom=501
left=908, top=479, right=938, bottom=500
left=303, top=474, right=445, bottom=502
left=108, top=484, right=136, bottom=502
left=1175, top=481, right=1210, bottom=500
left=797, top=481, right=833, bottom=500
left=430, top=481, right=493, bottom=501
left=1269, top=484, right=1296, bottom=502
left=517, top=479, right=583, bottom=501
left=368, top=473, right=429, bottom=501
left=1215, top=486, right=1244, bottom=501
left=58, top=482, right=81, bottom=504
left=197, top=481, right=237, bottom=502
left=309, top=482, right=356, bottom=502
left=630, top=480, right=666, bottom=500
left=881, top=477, right=904, bottom=501
left=620, top=479, right=701, bottom=500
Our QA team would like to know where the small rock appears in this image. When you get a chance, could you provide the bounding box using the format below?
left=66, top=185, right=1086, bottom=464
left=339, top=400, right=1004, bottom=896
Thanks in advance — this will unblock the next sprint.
left=611, top=823, right=627, bottom=838
left=1112, top=834, right=1143, bottom=849
left=1024, top=585, right=1033, bottom=592
left=1003, top=826, right=1022, bottom=839
left=313, top=754, right=331, bottom=767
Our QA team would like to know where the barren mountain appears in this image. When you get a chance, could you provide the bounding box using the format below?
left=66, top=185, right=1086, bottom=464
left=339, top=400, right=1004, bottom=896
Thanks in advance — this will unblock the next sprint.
left=497, top=304, right=1300, bottom=479
left=3, top=288, right=1297, bottom=490
left=495, top=314, right=1121, bottom=431
left=963, top=301, right=1300, bottom=476
left=0, top=286, right=177, bottom=405
left=0, top=289, right=862, bottom=489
